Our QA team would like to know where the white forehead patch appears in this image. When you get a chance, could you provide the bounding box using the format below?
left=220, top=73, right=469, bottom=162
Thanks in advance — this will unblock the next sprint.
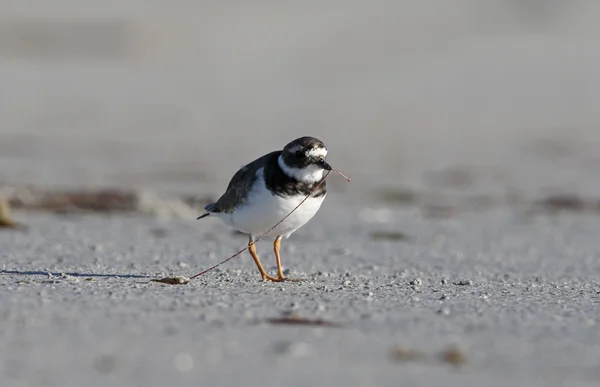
left=306, top=147, right=328, bottom=158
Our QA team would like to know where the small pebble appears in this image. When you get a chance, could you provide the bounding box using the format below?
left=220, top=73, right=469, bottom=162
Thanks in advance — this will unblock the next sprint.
left=437, top=307, right=451, bottom=315
left=64, top=275, right=80, bottom=283
left=150, top=276, right=190, bottom=285
left=441, top=278, right=448, bottom=285
left=410, top=278, right=422, bottom=286
left=454, top=280, right=473, bottom=286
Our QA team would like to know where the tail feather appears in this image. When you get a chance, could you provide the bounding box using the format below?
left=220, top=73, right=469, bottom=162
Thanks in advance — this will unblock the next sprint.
left=197, top=202, right=216, bottom=220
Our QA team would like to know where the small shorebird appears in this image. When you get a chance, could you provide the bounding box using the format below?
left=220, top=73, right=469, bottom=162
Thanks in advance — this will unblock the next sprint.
left=197, top=136, right=332, bottom=281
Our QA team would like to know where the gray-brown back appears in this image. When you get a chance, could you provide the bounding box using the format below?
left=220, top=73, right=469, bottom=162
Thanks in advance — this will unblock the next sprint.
left=203, top=151, right=281, bottom=214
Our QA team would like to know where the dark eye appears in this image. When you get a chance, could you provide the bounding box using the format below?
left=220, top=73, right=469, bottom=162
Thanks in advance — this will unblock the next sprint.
left=294, top=150, right=304, bottom=158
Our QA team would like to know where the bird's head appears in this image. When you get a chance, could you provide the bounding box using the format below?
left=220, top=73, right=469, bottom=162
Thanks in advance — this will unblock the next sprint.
left=279, top=136, right=332, bottom=183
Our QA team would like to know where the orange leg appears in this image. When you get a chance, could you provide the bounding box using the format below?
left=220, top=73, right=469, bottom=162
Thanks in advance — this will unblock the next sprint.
left=274, top=236, right=285, bottom=279
left=273, top=236, right=303, bottom=282
left=248, top=238, right=280, bottom=282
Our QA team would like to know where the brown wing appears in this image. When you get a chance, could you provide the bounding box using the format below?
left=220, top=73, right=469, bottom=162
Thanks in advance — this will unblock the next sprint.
left=204, top=151, right=280, bottom=214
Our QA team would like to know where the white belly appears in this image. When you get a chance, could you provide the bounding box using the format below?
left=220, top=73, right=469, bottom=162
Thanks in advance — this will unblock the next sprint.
left=217, top=172, right=325, bottom=239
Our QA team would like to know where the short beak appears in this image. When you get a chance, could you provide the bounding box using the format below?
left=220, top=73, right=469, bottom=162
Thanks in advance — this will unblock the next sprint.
left=317, top=158, right=333, bottom=171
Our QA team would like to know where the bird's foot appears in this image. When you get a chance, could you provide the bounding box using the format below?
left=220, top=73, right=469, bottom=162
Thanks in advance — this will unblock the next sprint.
left=261, top=274, right=304, bottom=282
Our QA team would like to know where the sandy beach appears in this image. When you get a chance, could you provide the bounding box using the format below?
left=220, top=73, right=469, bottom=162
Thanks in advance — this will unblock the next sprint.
left=2, top=1, right=600, bottom=386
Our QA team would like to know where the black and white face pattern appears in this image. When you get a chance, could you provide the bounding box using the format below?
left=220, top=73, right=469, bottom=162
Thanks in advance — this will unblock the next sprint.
left=280, top=136, right=332, bottom=171
left=265, top=137, right=331, bottom=197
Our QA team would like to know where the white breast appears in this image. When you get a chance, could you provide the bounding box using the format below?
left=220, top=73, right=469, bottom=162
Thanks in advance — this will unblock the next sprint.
left=217, top=168, right=325, bottom=239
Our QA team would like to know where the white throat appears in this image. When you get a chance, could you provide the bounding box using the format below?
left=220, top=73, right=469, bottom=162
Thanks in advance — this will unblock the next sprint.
left=278, top=155, right=325, bottom=183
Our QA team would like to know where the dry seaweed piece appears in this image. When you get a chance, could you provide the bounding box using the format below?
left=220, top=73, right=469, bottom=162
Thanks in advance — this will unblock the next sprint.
left=370, top=231, right=410, bottom=241
left=7, top=187, right=211, bottom=216
left=389, top=345, right=468, bottom=367
left=439, top=347, right=468, bottom=367
left=0, top=196, right=27, bottom=230
left=536, top=195, right=595, bottom=213
left=150, top=276, right=190, bottom=285
left=388, top=346, right=428, bottom=363
left=35, top=190, right=137, bottom=213
left=266, top=313, right=343, bottom=328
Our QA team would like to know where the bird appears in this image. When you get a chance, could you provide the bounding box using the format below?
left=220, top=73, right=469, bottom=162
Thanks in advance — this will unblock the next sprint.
left=197, top=136, right=332, bottom=282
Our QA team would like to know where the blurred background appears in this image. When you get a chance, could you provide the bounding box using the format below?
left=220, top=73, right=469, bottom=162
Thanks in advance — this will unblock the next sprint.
left=1, top=0, right=600, bottom=201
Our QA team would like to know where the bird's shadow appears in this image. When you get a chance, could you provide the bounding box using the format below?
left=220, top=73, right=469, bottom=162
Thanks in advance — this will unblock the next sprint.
left=1, top=270, right=151, bottom=279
